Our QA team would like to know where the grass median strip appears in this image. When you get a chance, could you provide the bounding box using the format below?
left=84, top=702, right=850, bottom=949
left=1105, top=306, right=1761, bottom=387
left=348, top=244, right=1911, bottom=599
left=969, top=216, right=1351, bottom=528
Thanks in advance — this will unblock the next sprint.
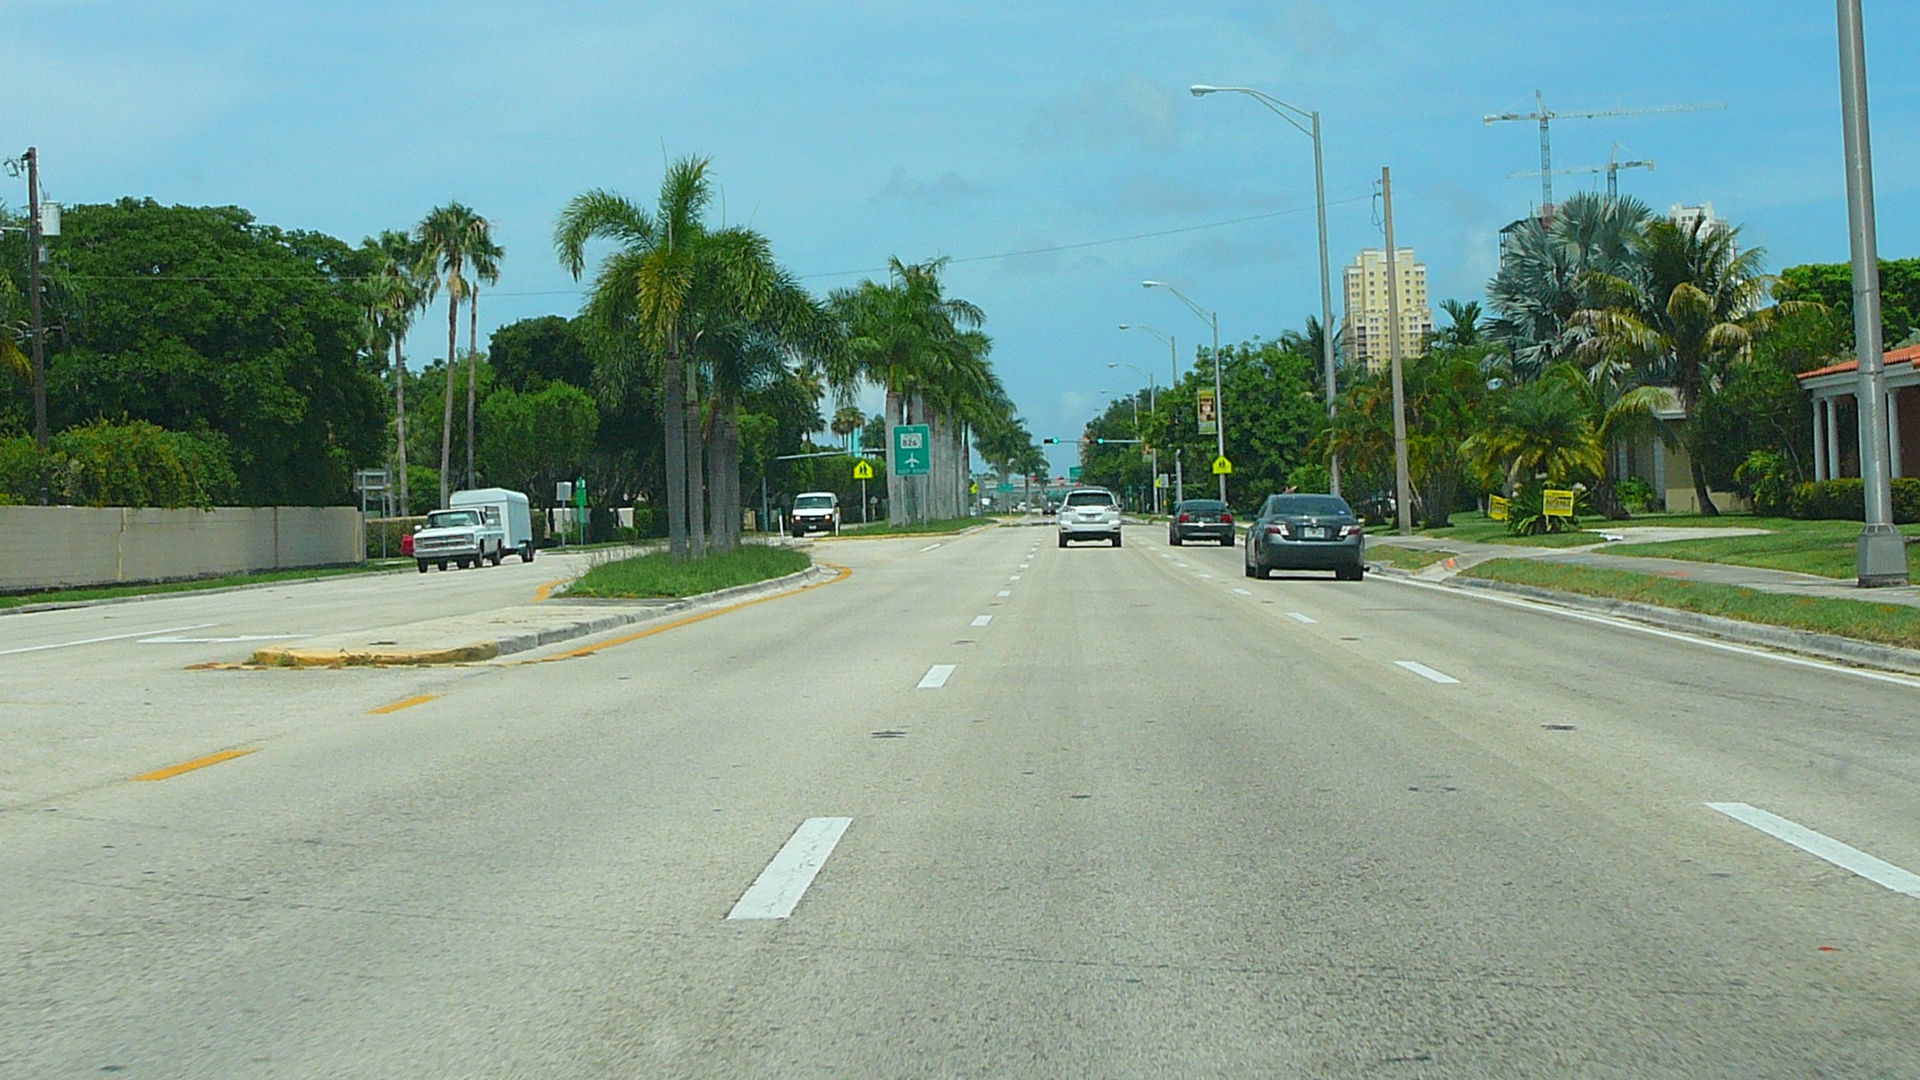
left=565, top=545, right=811, bottom=600
left=1608, top=519, right=1920, bottom=579
left=1462, top=557, right=1920, bottom=650
left=834, top=516, right=990, bottom=538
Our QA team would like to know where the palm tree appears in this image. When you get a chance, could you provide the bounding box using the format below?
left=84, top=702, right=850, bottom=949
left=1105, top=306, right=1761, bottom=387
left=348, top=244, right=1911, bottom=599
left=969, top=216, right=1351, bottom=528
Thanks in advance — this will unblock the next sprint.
left=828, top=257, right=985, bottom=524
left=1571, top=217, right=1782, bottom=515
left=464, top=235, right=503, bottom=491
left=557, top=156, right=830, bottom=558
left=1434, top=299, right=1487, bottom=348
left=415, top=202, right=495, bottom=507
left=353, top=231, right=427, bottom=515
left=831, top=406, right=865, bottom=451
left=1465, top=372, right=1604, bottom=491
left=1487, top=192, right=1652, bottom=381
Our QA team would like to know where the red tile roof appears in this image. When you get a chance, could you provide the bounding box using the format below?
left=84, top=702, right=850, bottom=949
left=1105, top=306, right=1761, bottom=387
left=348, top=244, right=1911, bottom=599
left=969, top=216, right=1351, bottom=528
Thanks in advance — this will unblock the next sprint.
left=1798, top=343, right=1920, bottom=380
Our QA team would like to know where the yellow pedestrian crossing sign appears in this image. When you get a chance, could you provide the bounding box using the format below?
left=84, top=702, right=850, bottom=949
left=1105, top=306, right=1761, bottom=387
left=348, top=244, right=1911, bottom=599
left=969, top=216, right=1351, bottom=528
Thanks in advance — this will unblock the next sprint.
left=853, top=459, right=875, bottom=480
left=1211, top=454, right=1233, bottom=476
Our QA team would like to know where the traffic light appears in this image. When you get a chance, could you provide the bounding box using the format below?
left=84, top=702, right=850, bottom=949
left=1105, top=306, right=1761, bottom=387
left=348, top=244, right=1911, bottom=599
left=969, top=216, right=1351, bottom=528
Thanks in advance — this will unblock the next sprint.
left=1042, top=437, right=1059, bottom=444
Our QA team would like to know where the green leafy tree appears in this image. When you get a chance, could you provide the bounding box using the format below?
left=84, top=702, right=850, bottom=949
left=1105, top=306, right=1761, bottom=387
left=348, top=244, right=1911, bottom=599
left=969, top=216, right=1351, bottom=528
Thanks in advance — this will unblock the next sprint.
left=1488, top=193, right=1652, bottom=381
left=489, top=315, right=594, bottom=393
left=479, top=381, right=599, bottom=501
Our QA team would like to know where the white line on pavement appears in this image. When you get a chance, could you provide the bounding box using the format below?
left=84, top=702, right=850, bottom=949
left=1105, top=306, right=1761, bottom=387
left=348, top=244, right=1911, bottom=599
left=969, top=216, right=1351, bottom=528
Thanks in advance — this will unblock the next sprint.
left=918, top=664, right=957, bottom=689
left=971, top=615, right=993, bottom=627
left=138, top=634, right=299, bottom=644
left=1706, top=802, right=1920, bottom=898
left=1380, top=575, right=1920, bottom=689
left=996, top=589, right=1011, bottom=597
left=726, top=817, right=854, bottom=920
left=1285, top=612, right=1317, bottom=624
left=1395, top=660, right=1461, bottom=684
left=1234, top=588, right=1253, bottom=596
left=0, top=623, right=218, bottom=657
left=1198, top=573, right=1213, bottom=579
left=1009, top=575, right=1021, bottom=580
left=919, top=543, right=943, bottom=552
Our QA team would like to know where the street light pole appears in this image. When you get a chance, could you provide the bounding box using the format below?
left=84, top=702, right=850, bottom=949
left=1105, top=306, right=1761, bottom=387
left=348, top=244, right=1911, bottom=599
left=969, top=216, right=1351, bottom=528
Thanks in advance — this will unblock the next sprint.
left=25, top=147, right=48, bottom=505
left=1142, top=281, right=1226, bottom=503
left=1120, top=323, right=1184, bottom=502
left=1836, top=0, right=1909, bottom=586
left=1109, top=360, right=1159, bottom=513
left=1190, top=84, right=1340, bottom=496
left=1382, top=167, right=1412, bottom=536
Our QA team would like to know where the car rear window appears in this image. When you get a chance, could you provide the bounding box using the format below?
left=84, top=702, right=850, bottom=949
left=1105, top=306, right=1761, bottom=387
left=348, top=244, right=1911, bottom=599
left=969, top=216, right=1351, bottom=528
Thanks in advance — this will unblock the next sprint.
left=1064, top=491, right=1114, bottom=507
left=1179, top=500, right=1226, bottom=513
left=1270, top=495, right=1352, bottom=516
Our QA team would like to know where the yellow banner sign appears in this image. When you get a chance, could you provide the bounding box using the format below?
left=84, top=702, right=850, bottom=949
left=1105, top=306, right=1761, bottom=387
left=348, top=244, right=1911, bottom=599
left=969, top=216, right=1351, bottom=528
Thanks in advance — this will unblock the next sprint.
left=1487, top=494, right=1510, bottom=521
left=1542, top=488, right=1576, bottom=517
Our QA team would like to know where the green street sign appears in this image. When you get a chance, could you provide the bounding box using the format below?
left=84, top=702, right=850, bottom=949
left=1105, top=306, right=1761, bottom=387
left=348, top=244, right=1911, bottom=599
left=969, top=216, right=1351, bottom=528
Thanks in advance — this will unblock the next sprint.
left=892, top=424, right=931, bottom=476
left=573, top=478, right=587, bottom=507
left=995, top=482, right=1014, bottom=493
left=1069, top=466, right=1083, bottom=481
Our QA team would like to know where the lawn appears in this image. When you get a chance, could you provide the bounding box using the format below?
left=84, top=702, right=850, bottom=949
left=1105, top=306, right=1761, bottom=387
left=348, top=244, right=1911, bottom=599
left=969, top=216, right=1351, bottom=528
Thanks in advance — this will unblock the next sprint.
left=0, top=561, right=409, bottom=610
left=1607, top=517, right=1920, bottom=579
left=1368, top=545, right=1454, bottom=571
left=1462, top=557, right=1920, bottom=650
left=564, top=544, right=812, bottom=599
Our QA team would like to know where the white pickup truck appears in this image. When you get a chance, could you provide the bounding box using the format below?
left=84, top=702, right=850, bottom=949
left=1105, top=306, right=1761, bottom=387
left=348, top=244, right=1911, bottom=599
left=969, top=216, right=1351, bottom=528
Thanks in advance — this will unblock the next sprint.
left=413, top=507, right=507, bottom=572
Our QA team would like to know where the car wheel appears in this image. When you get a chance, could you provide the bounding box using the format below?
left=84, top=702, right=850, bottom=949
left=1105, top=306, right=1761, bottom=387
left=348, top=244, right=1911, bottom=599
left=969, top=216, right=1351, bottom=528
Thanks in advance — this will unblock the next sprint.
left=521, top=543, right=535, bottom=562
left=1220, top=535, right=1233, bottom=547
left=1243, top=554, right=1256, bottom=578
left=437, top=560, right=448, bottom=571
left=1112, top=532, right=1123, bottom=548
left=1169, top=534, right=1182, bottom=546
left=1058, top=534, right=1068, bottom=548
left=417, top=560, right=429, bottom=574
left=1338, top=563, right=1365, bottom=582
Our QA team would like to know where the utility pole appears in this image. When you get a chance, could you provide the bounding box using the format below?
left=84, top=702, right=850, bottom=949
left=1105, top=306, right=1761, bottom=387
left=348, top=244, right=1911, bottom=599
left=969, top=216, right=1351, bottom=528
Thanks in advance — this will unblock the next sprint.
left=26, top=147, right=48, bottom=505
left=1837, top=0, right=1908, bottom=585
left=1210, top=311, right=1224, bottom=503
left=1382, top=167, right=1412, bottom=536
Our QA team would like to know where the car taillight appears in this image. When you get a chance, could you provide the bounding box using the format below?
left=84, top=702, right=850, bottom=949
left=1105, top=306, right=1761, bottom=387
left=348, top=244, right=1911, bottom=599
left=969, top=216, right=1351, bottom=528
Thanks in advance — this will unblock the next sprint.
left=1267, top=522, right=1290, bottom=538
left=1177, top=513, right=1190, bottom=523
left=1221, top=512, right=1234, bottom=524
left=1340, top=524, right=1363, bottom=538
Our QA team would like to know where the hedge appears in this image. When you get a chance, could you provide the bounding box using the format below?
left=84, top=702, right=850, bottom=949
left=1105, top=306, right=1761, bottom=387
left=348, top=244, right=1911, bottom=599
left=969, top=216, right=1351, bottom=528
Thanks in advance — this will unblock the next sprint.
left=1787, top=477, right=1920, bottom=523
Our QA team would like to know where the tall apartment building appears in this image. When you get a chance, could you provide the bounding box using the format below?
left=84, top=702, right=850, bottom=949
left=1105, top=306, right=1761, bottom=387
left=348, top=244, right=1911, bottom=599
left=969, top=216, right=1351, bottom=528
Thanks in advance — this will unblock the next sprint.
left=1669, top=201, right=1725, bottom=241
left=1342, top=247, right=1432, bottom=372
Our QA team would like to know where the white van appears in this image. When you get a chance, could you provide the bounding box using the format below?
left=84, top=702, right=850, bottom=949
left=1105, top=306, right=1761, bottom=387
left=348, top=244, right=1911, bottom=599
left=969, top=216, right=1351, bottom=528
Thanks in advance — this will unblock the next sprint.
left=450, top=488, right=536, bottom=562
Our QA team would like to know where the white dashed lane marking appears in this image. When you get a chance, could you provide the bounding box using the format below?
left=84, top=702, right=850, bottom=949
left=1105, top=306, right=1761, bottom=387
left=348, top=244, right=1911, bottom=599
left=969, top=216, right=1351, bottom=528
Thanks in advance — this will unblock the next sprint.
left=1285, top=612, right=1316, bottom=624
left=726, top=817, right=853, bottom=920
left=1233, top=588, right=1253, bottom=596
left=1707, top=803, right=1920, bottom=898
left=918, top=664, right=957, bottom=689
left=996, top=590, right=1012, bottom=598
left=971, top=615, right=993, bottom=627
left=1395, top=660, right=1460, bottom=684
left=919, top=543, right=943, bottom=552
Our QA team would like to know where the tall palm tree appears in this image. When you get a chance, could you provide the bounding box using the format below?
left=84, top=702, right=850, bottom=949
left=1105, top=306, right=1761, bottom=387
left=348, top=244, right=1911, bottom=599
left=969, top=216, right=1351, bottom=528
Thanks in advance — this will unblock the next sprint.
left=1572, top=217, right=1782, bottom=515
left=557, top=156, right=828, bottom=558
left=828, top=257, right=985, bottom=524
left=831, top=405, right=865, bottom=450
left=464, top=235, right=503, bottom=490
left=1435, top=299, right=1487, bottom=348
left=356, top=230, right=427, bottom=515
left=415, top=202, right=495, bottom=507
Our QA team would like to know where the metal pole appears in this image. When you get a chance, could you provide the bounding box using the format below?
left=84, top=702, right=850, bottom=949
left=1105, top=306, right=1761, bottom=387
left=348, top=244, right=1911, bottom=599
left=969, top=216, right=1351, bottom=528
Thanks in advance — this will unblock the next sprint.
left=1311, top=113, right=1341, bottom=497
left=26, top=147, right=48, bottom=505
left=1838, top=0, right=1908, bottom=584
left=1382, top=167, right=1412, bottom=535
left=1212, top=312, right=1225, bottom=503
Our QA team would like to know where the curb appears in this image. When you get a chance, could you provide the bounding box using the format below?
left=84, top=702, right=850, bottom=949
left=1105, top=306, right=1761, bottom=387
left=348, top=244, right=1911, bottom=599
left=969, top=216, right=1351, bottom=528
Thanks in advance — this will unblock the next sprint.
left=1372, top=563, right=1920, bottom=677
left=249, top=564, right=831, bottom=668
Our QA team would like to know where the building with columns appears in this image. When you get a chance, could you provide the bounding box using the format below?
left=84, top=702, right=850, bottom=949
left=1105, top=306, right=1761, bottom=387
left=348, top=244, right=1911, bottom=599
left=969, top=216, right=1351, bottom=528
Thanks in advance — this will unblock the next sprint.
left=1797, top=344, right=1920, bottom=481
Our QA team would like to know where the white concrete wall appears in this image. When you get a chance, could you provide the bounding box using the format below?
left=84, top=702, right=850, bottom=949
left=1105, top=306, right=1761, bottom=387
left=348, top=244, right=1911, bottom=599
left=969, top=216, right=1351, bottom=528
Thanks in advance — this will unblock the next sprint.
left=0, top=506, right=364, bottom=592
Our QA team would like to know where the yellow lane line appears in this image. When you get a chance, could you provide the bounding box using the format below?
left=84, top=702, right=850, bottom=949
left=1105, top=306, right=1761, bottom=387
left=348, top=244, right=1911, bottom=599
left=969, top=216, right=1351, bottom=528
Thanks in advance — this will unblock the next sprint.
left=133, top=748, right=258, bottom=782
left=368, top=694, right=439, bottom=714
left=528, top=562, right=853, bottom=662
left=532, top=578, right=567, bottom=603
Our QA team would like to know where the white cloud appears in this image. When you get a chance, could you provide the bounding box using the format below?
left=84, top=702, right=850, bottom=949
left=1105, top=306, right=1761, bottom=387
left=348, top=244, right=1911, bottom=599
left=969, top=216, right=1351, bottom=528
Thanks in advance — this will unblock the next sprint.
left=870, top=168, right=987, bottom=208
left=1023, top=74, right=1182, bottom=156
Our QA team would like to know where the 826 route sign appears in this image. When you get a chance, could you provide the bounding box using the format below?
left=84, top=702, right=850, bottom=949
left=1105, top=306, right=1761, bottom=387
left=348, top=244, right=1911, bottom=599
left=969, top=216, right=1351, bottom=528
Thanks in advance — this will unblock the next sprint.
left=892, top=424, right=931, bottom=476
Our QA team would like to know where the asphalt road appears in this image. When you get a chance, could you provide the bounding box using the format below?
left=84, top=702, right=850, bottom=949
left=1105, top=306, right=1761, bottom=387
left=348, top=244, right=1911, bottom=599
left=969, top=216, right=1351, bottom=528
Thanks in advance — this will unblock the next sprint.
left=4, top=524, right=1919, bottom=1077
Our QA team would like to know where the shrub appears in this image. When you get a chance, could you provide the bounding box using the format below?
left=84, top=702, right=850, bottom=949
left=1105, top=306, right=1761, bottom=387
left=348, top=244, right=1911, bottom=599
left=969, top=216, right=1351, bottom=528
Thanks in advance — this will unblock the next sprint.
left=1615, top=476, right=1657, bottom=514
left=1506, top=480, right=1588, bottom=536
left=1286, top=461, right=1330, bottom=494
left=1788, top=477, right=1920, bottom=523
left=1734, top=450, right=1799, bottom=516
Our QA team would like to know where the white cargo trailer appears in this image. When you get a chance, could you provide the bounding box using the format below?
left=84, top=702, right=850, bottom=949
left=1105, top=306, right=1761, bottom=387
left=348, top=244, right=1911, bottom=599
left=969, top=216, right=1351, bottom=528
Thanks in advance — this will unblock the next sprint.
left=449, top=488, right=536, bottom=562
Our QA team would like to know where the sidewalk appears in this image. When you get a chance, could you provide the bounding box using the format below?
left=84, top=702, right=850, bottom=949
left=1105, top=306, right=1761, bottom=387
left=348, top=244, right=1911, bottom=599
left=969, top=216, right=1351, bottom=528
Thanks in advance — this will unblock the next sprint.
left=1370, top=532, right=1920, bottom=609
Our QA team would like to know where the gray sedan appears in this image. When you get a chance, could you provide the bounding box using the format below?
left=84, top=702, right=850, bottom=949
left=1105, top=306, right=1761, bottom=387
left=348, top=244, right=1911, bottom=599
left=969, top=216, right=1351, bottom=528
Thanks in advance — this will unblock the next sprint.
left=1168, top=499, right=1235, bottom=546
left=1243, top=493, right=1366, bottom=581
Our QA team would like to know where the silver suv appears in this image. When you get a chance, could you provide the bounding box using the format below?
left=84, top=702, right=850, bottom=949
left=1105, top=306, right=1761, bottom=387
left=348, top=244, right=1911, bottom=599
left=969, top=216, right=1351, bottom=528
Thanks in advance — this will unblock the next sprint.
left=1057, top=487, right=1122, bottom=547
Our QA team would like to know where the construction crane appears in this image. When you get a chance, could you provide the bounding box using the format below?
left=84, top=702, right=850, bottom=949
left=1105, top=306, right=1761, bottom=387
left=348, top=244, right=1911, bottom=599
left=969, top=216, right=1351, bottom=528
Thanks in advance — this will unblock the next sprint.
left=1509, top=146, right=1654, bottom=199
left=1485, top=90, right=1724, bottom=207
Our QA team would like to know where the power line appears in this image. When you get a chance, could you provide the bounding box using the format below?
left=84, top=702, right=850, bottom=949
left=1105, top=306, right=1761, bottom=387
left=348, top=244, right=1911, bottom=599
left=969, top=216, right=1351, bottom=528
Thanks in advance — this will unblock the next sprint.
left=54, top=192, right=1374, bottom=293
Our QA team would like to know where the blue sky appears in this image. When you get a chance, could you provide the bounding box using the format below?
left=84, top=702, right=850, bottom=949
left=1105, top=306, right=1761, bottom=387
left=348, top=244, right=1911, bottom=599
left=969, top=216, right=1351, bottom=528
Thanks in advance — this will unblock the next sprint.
left=13, top=1, right=1920, bottom=478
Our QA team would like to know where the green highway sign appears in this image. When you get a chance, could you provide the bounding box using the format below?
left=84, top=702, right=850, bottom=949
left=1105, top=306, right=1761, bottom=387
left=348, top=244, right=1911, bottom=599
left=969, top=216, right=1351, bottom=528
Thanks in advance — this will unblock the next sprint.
left=892, top=424, right=931, bottom=476
left=996, top=482, right=1014, bottom=493
left=1069, top=466, right=1083, bottom=481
